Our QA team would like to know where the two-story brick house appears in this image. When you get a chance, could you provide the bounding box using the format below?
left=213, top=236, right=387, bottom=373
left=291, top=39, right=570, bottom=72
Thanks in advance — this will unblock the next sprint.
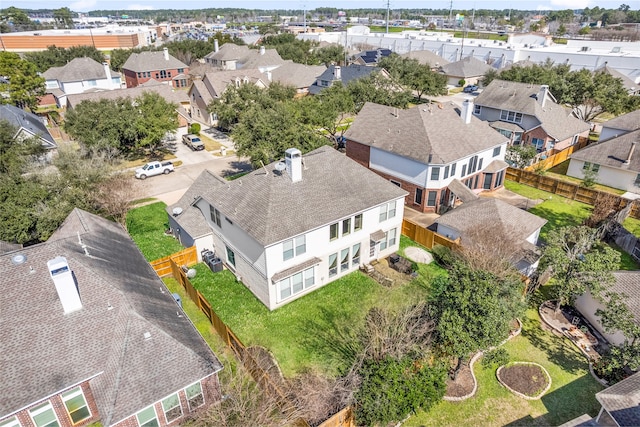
left=0, top=209, right=223, bottom=427
left=473, top=80, right=590, bottom=154
left=122, top=48, right=189, bottom=88
left=167, top=146, right=407, bottom=310
left=345, top=101, right=509, bottom=214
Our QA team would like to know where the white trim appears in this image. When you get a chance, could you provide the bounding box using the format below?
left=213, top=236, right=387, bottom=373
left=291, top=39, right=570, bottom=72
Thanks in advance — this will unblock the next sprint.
left=0, top=417, right=22, bottom=427
left=160, top=391, right=183, bottom=425
left=184, top=380, right=205, bottom=412
left=61, top=386, right=92, bottom=425
left=29, top=401, right=60, bottom=427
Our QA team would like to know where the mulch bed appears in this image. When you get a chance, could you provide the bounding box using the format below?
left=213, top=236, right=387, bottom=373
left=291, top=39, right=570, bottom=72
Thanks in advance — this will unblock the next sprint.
left=445, top=362, right=475, bottom=398
left=498, top=364, right=549, bottom=397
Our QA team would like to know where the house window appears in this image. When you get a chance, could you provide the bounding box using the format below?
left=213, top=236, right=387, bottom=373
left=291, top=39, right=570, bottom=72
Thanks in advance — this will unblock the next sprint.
left=443, top=165, right=450, bottom=179
left=330, top=223, right=338, bottom=241
left=635, top=174, right=640, bottom=187
left=583, top=162, right=591, bottom=170
left=155, top=73, right=159, bottom=79
left=379, top=201, right=396, bottom=221
left=493, top=146, right=501, bottom=157
left=283, top=236, right=306, bottom=261
left=304, top=267, right=315, bottom=288
left=388, top=201, right=396, bottom=219
left=295, top=235, right=306, bottom=255
left=340, top=248, right=350, bottom=272
left=461, top=164, right=467, bottom=177
left=178, top=68, right=184, bottom=73
left=225, top=246, right=236, bottom=267
left=352, top=243, right=361, bottom=266
left=342, top=218, right=351, bottom=236
left=87, top=80, right=97, bottom=87
left=390, top=179, right=401, bottom=187
left=354, top=214, right=363, bottom=231
left=388, top=228, right=397, bottom=247
left=592, top=163, right=600, bottom=172
left=532, top=138, right=545, bottom=151
left=160, top=70, right=167, bottom=79
left=30, top=402, right=59, bottom=427
left=572, top=134, right=579, bottom=145
left=500, top=110, right=523, bottom=123
left=62, top=387, right=91, bottom=424
left=380, top=228, right=397, bottom=251
left=137, top=72, right=142, bottom=78
left=430, top=167, right=440, bottom=180
left=283, top=239, right=294, bottom=261
left=168, top=72, right=172, bottom=78
left=483, top=173, right=493, bottom=190
left=513, top=132, right=523, bottom=144
left=468, top=156, right=479, bottom=173
left=548, top=140, right=556, bottom=150
left=0, top=418, right=20, bottom=427
left=473, top=105, right=481, bottom=115
left=185, top=382, right=204, bottom=410
left=162, top=393, right=183, bottom=424
left=278, top=271, right=306, bottom=301
left=414, top=188, right=423, bottom=205
left=427, top=191, right=437, bottom=207
left=478, top=158, right=483, bottom=170
left=328, top=253, right=338, bottom=277
left=209, top=206, right=221, bottom=227
left=498, top=129, right=512, bottom=139
left=136, top=406, right=159, bottom=427
left=496, top=170, right=505, bottom=187
left=450, top=163, right=456, bottom=176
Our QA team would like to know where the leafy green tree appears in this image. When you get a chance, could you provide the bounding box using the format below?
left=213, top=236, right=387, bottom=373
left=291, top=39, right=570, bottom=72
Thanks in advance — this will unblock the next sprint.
left=299, top=83, right=355, bottom=144
left=0, top=120, right=45, bottom=175
left=24, top=45, right=105, bottom=73
left=53, top=7, right=75, bottom=28
left=594, top=343, right=640, bottom=384
left=315, top=44, right=345, bottom=66
left=379, top=55, right=447, bottom=101
left=597, top=291, right=640, bottom=345
left=430, top=263, right=525, bottom=371
left=354, top=356, right=446, bottom=426
left=505, top=144, right=537, bottom=169
left=539, top=226, right=620, bottom=313
left=0, top=52, right=46, bottom=110
left=346, top=73, right=413, bottom=112
left=133, top=91, right=179, bottom=154
left=1, top=6, right=31, bottom=26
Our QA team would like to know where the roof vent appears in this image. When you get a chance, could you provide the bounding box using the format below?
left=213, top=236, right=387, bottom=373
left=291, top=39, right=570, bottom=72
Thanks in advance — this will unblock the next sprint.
left=11, top=253, right=27, bottom=265
left=275, top=161, right=286, bottom=173
left=172, top=207, right=183, bottom=216
left=143, top=331, right=152, bottom=340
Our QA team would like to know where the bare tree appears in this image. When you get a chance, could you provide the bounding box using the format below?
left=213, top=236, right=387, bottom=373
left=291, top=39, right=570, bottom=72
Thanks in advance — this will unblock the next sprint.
left=93, top=172, right=142, bottom=227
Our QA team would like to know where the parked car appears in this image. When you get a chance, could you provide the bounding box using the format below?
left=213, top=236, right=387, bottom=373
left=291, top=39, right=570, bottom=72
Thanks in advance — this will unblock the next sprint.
left=463, top=84, right=479, bottom=93
left=182, top=134, right=205, bottom=151
left=135, top=161, right=174, bottom=179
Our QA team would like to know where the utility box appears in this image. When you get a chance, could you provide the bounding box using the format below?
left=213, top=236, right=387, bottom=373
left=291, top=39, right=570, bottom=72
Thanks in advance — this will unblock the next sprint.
left=202, top=249, right=223, bottom=273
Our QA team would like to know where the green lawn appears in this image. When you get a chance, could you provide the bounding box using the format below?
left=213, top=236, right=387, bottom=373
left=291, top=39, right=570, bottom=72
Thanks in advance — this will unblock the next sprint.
left=623, top=216, right=640, bottom=237
left=189, top=262, right=440, bottom=378
left=405, top=306, right=604, bottom=427
left=126, top=202, right=184, bottom=261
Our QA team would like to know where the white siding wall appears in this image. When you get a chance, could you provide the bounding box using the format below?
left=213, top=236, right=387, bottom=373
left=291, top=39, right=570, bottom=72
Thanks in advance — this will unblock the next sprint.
left=567, top=159, right=639, bottom=192
left=599, top=127, right=629, bottom=142
left=526, top=228, right=541, bottom=245
left=475, top=106, right=539, bottom=131
left=575, top=292, right=626, bottom=346
left=435, top=224, right=459, bottom=240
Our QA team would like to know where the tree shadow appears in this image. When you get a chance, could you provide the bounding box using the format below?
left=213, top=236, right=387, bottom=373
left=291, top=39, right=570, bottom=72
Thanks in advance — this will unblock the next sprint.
left=221, top=160, right=253, bottom=178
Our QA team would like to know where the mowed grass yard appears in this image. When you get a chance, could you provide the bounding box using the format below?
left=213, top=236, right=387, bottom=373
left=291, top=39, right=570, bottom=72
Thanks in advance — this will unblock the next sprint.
left=126, top=202, right=184, bottom=261
left=406, top=304, right=604, bottom=427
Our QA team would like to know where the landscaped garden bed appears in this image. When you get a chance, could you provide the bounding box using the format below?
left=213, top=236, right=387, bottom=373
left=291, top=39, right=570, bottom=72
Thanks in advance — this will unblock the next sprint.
left=497, top=362, right=551, bottom=400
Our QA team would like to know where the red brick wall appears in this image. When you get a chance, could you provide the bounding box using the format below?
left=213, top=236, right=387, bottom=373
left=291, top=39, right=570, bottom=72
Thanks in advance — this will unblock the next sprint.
left=345, top=139, right=370, bottom=168
left=524, top=126, right=551, bottom=150
left=123, top=68, right=190, bottom=88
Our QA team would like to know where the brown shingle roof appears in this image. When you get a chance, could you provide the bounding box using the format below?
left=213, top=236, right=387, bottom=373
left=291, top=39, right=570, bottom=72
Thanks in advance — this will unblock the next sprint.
left=43, top=57, right=120, bottom=82
left=344, top=102, right=507, bottom=164
left=570, top=129, right=640, bottom=173
left=198, top=145, right=408, bottom=247
left=204, top=43, right=251, bottom=61
left=440, top=56, right=492, bottom=78
left=400, top=50, right=450, bottom=67
left=122, top=50, right=188, bottom=73
left=268, top=61, right=326, bottom=89
left=602, top=109, right=640, bottom=133
left=66, top=83, right=189, bottom=109
left=0, top=209, right=222, bottom=423
left=201, top=69, right=267, bottom=99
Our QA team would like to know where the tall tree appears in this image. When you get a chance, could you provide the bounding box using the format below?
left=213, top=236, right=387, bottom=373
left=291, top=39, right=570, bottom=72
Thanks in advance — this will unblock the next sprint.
left=53, top=7, right=75, bottom=28
left=0, top=52, right=46, bottom=111
left=539, top=226, right=620, bottom=313
left=24, top=45, right=105, bottom=73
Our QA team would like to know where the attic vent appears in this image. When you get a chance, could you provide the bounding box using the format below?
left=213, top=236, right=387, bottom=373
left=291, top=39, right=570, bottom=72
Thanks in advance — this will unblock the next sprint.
left=172, top=207, right=183, bottom=216
left=11, top=254, right=27, bottom=265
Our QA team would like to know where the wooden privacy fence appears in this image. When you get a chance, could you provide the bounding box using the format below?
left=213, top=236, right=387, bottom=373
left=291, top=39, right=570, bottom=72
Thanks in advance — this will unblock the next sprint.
left=152, top=251, right=354, bottom=427
left=524, top=138, right=589, bottom=172
left=402, top=219, right=460, bottom=250
left=506, top=168, right=640, bottom=219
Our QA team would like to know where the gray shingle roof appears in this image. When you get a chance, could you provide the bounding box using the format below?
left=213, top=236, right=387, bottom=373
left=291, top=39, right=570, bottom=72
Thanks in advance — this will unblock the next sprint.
left=122, top=50, right=188, bottom=73
left=0, top=209, right=222, bottom=423
left=240, top=48, right=285, bottom=69
left=204, top=43, right=250, bottom=61
left=190, top=80, right=214, bottom=105
left=602, top=109, right=640, bottom=133
left=440, top=56, right=492, bottom=78
left=599, top=64, right=638, bottom=93
left=570, top=129, right=640, bottom=173
left=475, top=80, right=590, bottom=141
left=42, top=57, right=120, bottom=83
left=308, top=64, right=379, bottom=95
left=0, top=105, right=56, bottom=148
left=198, top=145, right=408, bottom=247
left=447, top=178, right=478, bottom=203
left=66, top=83, right=188, bottom=109
left=596, top=371, right=640, bottom=427
left=201, top=69, right=267, bottom=99
left=607, top=271, right=640, bottom=319
left=400, top=50, right=450, bottom=67
left=434, top=197, right=547, bottom=243
left=268, top=61, right=326, bottom=89
left=344, top=101, right=508, bottom=164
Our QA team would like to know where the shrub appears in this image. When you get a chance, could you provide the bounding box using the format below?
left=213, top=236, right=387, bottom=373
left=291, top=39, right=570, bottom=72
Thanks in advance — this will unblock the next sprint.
left=354, top=356, right=446, bottom=426
left=189, top=123, right=201, bottom=135
left=582, top=168, right=598, bottom=188
left=458, top=79, right=466, bottom=87
left=481, top=348, right=509, bottom=369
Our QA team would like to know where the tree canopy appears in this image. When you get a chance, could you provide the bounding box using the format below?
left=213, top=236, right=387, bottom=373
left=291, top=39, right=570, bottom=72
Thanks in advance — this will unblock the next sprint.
left=0, top=52, right=46, bottom=111
left=24, top=45, right=105, bottom=73
left=379, top=54, right=448, bottom=101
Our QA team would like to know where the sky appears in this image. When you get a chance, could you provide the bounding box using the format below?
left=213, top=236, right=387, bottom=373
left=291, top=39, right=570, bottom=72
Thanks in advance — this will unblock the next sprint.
left=13, top=0, right=640, bottom=13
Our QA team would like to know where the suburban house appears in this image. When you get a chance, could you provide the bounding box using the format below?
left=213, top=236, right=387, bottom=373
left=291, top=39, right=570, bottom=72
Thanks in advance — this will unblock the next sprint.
left=473, top=80, right=590, bottom=153
left=567, top=129, right=640, bottom=193
left=0, top=209, right=223, bottom=427
left=344, top=100, right=509, bottom=214
left=167, top=146, right=408, bottom=310
left=433, top=195, right=547, bottom=276
left=66, top=83, right=191, bottom=127
left=188, top=69, right=267, bottom=126
left=400, top=50, right=450, bottom=70
left=265, top=61, right=327, bottom=96
left=575, top=270, right=640, bottom=346
left=598, top=63, right=640, bottom=96
left=122, top=48, right=189, bottom=89
left=308, top=64, right=386, bottom=95
left=439, top=56, right=493, bottom=86
left=204, top=42, right=285, bottom=73
left=0, top=104, right=57, bottom=150
left=42, top=57, right=122, bottom=107
left=353, top=48, right=393, bottom=66
left=598, top=109, right=640, bottom=142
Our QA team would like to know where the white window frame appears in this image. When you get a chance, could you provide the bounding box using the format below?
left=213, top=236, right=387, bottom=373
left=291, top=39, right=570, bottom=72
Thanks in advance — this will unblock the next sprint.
left=379, top=200, right=398, bottom=222
left=328, top=253, right=338, bottom=277
left=136, top=405, right=159, bottom=427
left=340, top=248, right=350, bottom=272
left=352, top=243, right=361, bottom=267
left=161, top=393, right=183, bottom=424
left=0, top=417, right=21, bottom=427
left=61, top=387, right=92, bottom=424
left=283, top=239, right=294, bottom=261
left=342, top=218, right=351, bottom=236
left=354, top=214, right=363, bottom=232
left=278, top=268, right=315, bottom=302
left=330, top=223, right=338, bottom=241
left=185, top=381, right=205, bottom=411
left=500, top=110, right=523, bottom=123
left=29, top=402, right=60, bottom=427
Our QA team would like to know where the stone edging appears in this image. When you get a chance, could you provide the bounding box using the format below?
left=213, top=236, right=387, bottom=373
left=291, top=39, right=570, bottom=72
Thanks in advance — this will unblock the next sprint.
left=443, top=318, right=523, bottom=401
left=496, top=362, right=552, bottom=400
left=538, top=301, right=609, bottom=387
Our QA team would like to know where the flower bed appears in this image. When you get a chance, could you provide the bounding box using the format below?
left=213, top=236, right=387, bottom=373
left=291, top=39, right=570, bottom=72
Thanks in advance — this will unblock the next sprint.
left=496, top=362, right=551, bottom=400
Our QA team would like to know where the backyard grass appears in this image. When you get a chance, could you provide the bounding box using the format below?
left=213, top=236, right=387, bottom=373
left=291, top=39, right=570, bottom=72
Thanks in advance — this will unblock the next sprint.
left=126, top=202, right=184, bottom=261
left=547, top=161, right=625, bottom=195
left=405, top=305, right=604, bottom=427
left=189, top=262, right=442, bottom=378
left=623, top=216, right=640, bottom=237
